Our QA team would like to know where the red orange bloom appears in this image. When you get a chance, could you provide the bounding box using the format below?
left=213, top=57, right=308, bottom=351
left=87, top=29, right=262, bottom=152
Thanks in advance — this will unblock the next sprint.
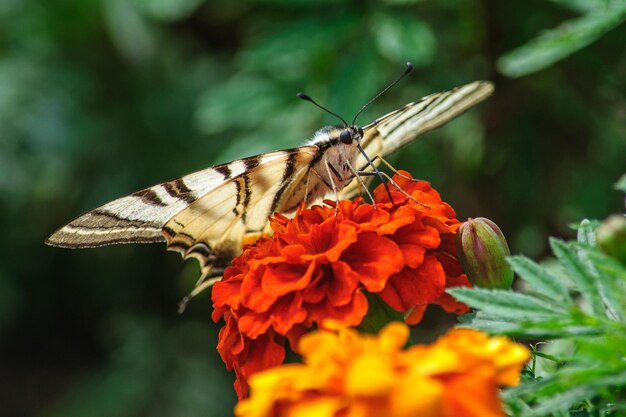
left=212, top=172, right=471, bottom=398
left=235, top=322, right=530, bottom=417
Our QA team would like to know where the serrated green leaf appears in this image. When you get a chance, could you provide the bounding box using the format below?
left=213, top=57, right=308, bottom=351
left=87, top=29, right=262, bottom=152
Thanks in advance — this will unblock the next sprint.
left=504, top=398, right=535, bottom=417
left=577, top=219, right=597, bottom=246
left=459, top=311, right=524, bottom=334
left=463, top=308, right=603, bottom=338
left=550, top=239, right=607, bottom=318
left=508, top=256, right=572, bottom=305
left=497, top=2, right=626, bottom=78
left=528, top=370, right=626, bottom=415
left=448, top=287, right=566, bottom=319
left=581, top=248, right=626, bottom=321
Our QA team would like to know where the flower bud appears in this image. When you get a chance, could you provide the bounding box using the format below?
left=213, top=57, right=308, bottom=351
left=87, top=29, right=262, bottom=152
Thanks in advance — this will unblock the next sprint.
left=456, top=217, right=513, bottom=289
left=597, top=214, right=626, bottom=264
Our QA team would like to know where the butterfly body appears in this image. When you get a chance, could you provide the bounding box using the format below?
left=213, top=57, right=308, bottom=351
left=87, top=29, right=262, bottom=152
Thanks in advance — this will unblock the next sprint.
left=46, top=80, right=494, bottom=281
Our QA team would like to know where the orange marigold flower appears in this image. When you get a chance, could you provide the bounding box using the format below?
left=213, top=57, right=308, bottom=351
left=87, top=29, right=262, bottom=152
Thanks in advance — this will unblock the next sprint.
left=212, top=172, right=471, bottom=398
left=235, top=322, right=530, bottom=417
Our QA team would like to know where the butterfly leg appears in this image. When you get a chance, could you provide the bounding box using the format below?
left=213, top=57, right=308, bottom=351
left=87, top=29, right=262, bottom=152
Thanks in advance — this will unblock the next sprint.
left=366, top=156, right=424, bottom=182
left=323, top=161, right=341, bottom=215
left=356, top=144, right=394, bottom=205
left=309, top=166, right=339, bottom=213
left=345, top=160, right=377, bottom=208
left=303, top=169, right=312, bottom=202
left=356, top=170, right=430, bottom=208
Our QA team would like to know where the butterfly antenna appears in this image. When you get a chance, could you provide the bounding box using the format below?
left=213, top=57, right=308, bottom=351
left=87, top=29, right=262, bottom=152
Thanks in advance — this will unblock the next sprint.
left=297, top=93, right=349, bottom=127
left=351, top=62, right=413, bottom=126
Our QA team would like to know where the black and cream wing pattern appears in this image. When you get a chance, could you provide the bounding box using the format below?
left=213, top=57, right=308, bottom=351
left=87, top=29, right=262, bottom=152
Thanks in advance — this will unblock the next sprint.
left=340, top=80, right=494, bottom=198
left=46, top=80, right=494, bottom=282
left=46, top=148, right=317, bottom=276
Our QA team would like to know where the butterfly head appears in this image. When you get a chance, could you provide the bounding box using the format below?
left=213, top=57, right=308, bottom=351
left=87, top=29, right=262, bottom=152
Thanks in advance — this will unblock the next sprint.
left=308, top=124, right=363, bottom=146
left=339, top=125, right=364, bottom=145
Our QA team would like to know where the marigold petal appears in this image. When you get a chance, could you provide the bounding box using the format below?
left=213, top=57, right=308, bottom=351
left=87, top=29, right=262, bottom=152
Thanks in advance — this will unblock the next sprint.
left=394, top=221, right=441, bottom=251
left=300, top=220, right=358, bottom=263
left=328, top=261, right=361, bottom=306
left=339, top=232, right=404, bottom=292
left=346, top=353, right=394, bottom=396
left=377, top=321, right=410, bottom=351
left=434, top=273, right=472, bottom=315
left=237, top=332, right=286, bottom=399
left=238, top=309, right=273, bottom=338
left=381, top=255, right=446, bottom=312
left=240, top=268, right=277, bottom=313
left=391, top=375, right=443, bottom=417
left=308, top=289, right=368, bottom=327
left=214, top=172, right=475, bottom=401
left=260, top=261, right=316, bottom=297
left=398, top=243, right=426, bottom=269
left=236, top=323, right=529, bottom=417
left=375, top=205, right=417, bottom=235
left=271, top=293, right=308, bottom=335
left=404, top=304, right=427, bottom=325
left=301, top=267, right=326, bottom=304
left=442, top=371, right=503, bottom=417
left=212, top=278, right=244, bottom=311
left=282, top=397, right=343, bottom=417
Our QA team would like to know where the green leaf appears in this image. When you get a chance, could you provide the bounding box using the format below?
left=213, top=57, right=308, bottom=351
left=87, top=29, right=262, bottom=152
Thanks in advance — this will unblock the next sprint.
left=103, top=0, right=156, bottom=63
left=358, top=293, right=405, bottom=335
left=497, top=2, right=626, bottom=78
left=581, top=247, right=626, bottom=321
left=550, top=239, right=607, bottom=318
left=615, top=173, right=626, bottom=193
left=132, top=0, right=204, bottom=21
left=516, top=369, right=626, bottom=416
left=373, top=13, right=436, bottom=67
left=577, top=219, right=597, bottom=246
left=448, top=287, right=566, bottom=319
left=508, top=255, right=572, bottom=305
left=239, top=14, right=355, bottom=77
left=549, top=0, right=612, bottom=13
left=467, top=311, right=601, bottom=338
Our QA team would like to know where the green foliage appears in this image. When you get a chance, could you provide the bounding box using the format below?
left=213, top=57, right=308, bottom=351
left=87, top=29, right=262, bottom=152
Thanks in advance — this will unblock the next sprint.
left=497, top=0, right=626, bottom=77
left=450, top=220, right=626, bottom=416
left=44, top=316, right=237, bottom=417
left=1, top=0, right=625, bottom=416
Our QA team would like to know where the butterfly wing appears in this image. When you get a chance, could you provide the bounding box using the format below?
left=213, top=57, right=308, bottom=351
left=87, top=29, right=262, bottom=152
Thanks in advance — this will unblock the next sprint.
left=161, top=148, right=317, bottom=278
left=340, top=81, right=494, bottom=198
left=47, top=81, right=493, bottom=283
left=46, top=148, right=317, bottom=274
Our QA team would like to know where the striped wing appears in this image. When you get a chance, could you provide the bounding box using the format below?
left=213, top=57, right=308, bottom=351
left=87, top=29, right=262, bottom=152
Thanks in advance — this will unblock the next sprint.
left=46, top=148, right=317, bottom=276
left=162, top=148, right=316, bottom=278
left=340, top=80, right=494, bottom=198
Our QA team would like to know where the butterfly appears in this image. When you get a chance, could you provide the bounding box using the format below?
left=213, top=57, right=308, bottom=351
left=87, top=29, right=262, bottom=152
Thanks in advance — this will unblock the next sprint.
left=46, top=67, right=493, bottom=298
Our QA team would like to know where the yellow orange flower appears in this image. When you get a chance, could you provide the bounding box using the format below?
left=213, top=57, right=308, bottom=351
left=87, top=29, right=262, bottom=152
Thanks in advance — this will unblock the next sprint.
left=236, top=323, right=530, bottom=417
left=212, top=172, right=471, bottom=398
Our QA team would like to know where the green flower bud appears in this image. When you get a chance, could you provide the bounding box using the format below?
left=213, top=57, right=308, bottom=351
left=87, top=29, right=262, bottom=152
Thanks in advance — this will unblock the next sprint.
left=597, top=214, right=626, bottom=264
left=456, top=217, right=513, bottom=289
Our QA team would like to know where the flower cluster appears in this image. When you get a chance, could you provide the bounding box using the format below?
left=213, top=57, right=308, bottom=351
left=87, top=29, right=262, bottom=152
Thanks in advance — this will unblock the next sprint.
left=236, top=322, right=530, bottom=417
left=212, top=172, right=471, bottom=398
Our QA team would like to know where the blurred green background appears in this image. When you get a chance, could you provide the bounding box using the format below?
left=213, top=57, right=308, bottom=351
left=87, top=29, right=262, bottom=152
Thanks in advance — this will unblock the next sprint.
left=1, top=0, right=624, bottom=416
